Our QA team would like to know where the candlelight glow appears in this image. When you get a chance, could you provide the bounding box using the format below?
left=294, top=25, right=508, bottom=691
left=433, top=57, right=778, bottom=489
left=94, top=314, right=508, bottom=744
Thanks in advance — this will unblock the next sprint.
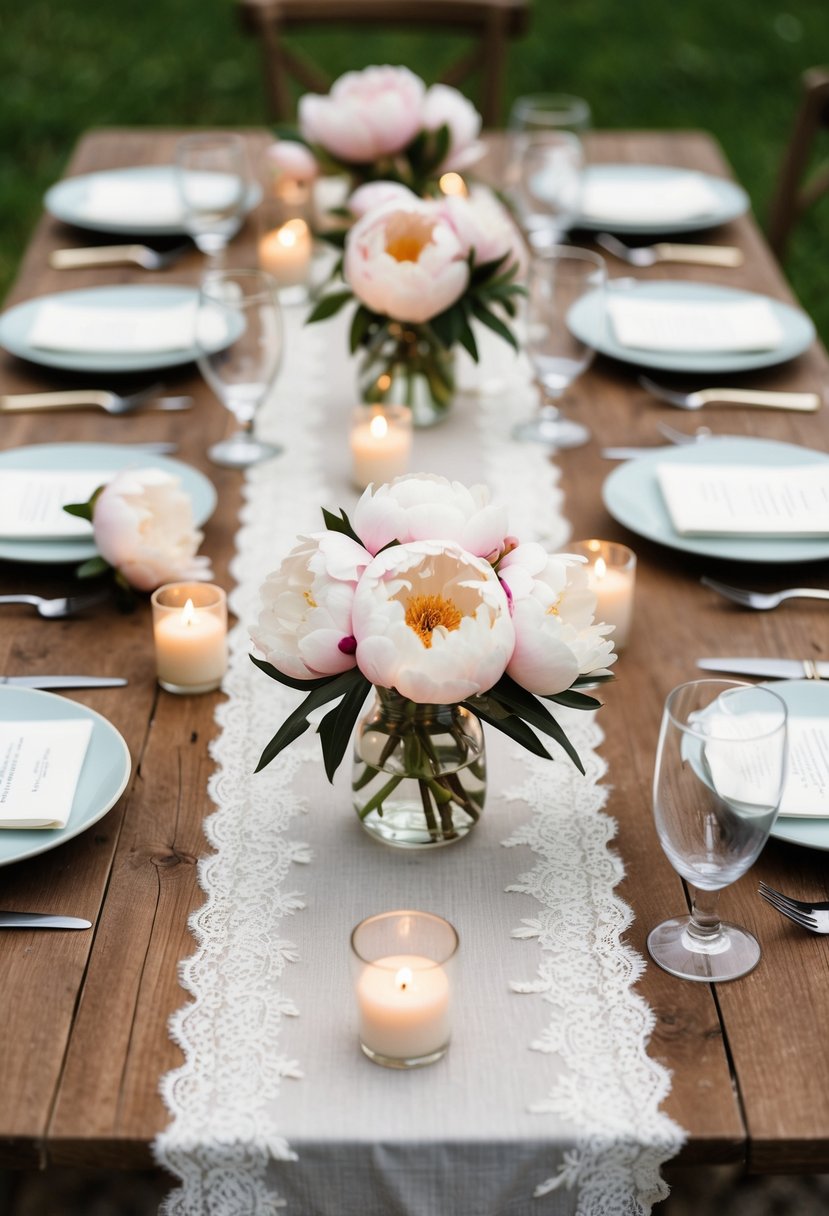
left=594, top=557, right=607, bottom=582
left=181, top=598, right=196, bottom=626
left=396, top=967, right=413, bottom=991
left=278, top=218, right=309, bottom=248
left=369, top=414, right=388, bottom=440
left=439, top=172, right=468, bottom=198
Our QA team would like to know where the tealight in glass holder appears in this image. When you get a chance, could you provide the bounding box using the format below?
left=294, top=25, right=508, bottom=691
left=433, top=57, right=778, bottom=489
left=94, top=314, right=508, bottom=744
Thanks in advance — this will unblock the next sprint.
left=350, top=404, right=413, bottom=490
left=256, top=198, right=314, bottom=305
left=567, top=539, right=637, bottom=649
left=151, top=582, right=228, bottom=695
left=350, top=910, right=458, bottom=1069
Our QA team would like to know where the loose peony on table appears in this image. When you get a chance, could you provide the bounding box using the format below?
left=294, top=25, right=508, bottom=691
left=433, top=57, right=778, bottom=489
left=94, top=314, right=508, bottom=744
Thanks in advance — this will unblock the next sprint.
left=1, top=129, right=829, bottom=1213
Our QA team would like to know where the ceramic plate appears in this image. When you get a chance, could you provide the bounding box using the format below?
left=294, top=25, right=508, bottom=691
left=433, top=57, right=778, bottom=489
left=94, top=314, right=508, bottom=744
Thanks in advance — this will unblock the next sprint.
left=763, top=681, right=829, bottom=851
left=0, top=686, right=131, bottom=868
left=572, top=164, right=749, bottom=235
left=602, top=436, right=829, bottom=564
left=0, top=284, right=243, bottom=375
left=568, top=280, right=815, bottom=375
left=44, top=165, right=262, bottom=237
left=0, top=442, right=216, bottom=564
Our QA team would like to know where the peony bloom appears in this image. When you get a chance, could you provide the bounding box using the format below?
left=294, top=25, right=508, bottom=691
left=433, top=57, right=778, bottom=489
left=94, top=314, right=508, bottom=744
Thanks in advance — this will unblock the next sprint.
left=298, top=65, right=424, bottom=164
left=443, top=187, right=528, bottom=278
left=498, top=544, right=617, bottom=695
left=344, top=198, right=469, bottom=323
left=352, top=540, right=515, bottom=703
left=251, top=532, right=372, bottom=681
left=265, top=139, right=319, bottom=181
left=92, top=468, right=212, bottom=593
left=348, top=180, right=417, bottom=219
left=352, top=474, right=510, bottom=559
left=421, top=84, right=483, bottom=171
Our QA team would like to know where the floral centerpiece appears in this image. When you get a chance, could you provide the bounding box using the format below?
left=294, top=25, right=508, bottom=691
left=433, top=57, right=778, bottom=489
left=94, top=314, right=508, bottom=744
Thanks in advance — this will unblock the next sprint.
left=251, top=474, right=616, bottom=849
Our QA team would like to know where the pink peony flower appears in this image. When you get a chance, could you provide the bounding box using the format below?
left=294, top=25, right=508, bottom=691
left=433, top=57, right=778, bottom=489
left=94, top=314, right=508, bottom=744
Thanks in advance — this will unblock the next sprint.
left=298, top=65, right=424, bottom=164
left=421, top=84, right=483, bottom=171
left=265, top=139, right=319, bottom=181
left=352, top=474, right=510, bottom=559
left=443, top=186, right=528, bottom=278
left=348, top=180, right=417, bottom=219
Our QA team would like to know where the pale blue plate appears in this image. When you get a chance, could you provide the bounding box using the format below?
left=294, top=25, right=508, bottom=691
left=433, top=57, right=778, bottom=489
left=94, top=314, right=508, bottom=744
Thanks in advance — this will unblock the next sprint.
left=0, top=442, right=217, bottom=564
left=573, top=164, right=749, bottom=235
left=763, top=681, right=829, bottom=851
left=0, top=686, right=131, bottom=868
left=602, top=436, right=829, bottom=564
left=568, top=280, right=815, bottom=375
left=44, top=165, right=262, bottom=237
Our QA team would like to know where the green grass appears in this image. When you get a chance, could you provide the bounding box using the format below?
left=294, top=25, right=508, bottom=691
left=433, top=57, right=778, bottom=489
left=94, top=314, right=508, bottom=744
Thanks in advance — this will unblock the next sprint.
left=2, top=0, right=828, bottom=334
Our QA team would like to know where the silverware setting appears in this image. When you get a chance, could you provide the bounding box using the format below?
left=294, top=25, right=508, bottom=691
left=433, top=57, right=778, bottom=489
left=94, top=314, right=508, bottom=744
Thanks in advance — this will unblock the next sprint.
left=697, top=656, right=829, bottom=680
left=0, top=590, right=110, bottom=619
left=639, top=374, right=822, bottom=413
left=596, top=231, right=744, bottom=268
left=601, top=420, right=715, bottom=460
left=0, top=911, right=92, bottom=929
left=0, top=675, right=128, bottom=689
left=0, top=383, right=192, bottom=415
left=701, top=577, right=829, bottom=611
left=758, top=883, right=829, bottom=934
left=49, top=242, right=191, bottom=271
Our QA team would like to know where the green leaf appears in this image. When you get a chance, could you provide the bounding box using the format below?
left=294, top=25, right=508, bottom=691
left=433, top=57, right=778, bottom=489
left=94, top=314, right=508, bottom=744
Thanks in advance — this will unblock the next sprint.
left=317, top=674, right=371, bottom=782
left=457, top=308, right=479, bottom=361
left=250, top=652, right=345, bottom=692
left=306, top=290, right=353, bottom=324
left=75, top=555, right=110, bottom=579
left=63, top=500, right=94, bottom=522
left=465, top=702, right=553, bottom=760
left=321, top=506, right=362, bottom=545
left=254, top=668, right=366, bottom=773
left=470, top=252, right=509, bottom=286
left=544, top=689, right=602, bottom=711
left=349, top=304, right=375, bottom=354
left=488, top=675, right=586, bottom=774
left=572, top=672, right=615, bottom=687
left=469, top=298, right=518, bottom=350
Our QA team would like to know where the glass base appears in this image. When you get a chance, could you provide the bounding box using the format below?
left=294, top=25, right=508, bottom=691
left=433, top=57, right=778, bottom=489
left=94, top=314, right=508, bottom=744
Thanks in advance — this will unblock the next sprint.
left=158, top=676, right=224, bottom=695
left=360, top=1040, right=449, bottom=1069
left=647, top=915, right=761, bottom=982
left=208, top=435, right=282, bottom=468
left=359, top=802, right=475, bottom=849
left=512, top=414, right=590, bottom=449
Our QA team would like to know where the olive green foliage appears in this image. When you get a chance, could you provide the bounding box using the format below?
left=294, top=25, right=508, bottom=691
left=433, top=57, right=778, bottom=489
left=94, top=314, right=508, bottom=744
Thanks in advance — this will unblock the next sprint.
left=2, top=0, right=828, bottom=333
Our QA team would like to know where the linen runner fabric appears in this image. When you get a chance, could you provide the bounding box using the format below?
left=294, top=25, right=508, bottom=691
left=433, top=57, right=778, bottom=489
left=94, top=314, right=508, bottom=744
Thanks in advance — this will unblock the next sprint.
left=154, top=314, right=684, bottom=1214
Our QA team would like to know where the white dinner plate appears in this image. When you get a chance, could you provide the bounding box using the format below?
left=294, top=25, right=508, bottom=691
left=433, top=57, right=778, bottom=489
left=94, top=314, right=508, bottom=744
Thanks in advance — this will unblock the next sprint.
left=572, top=164, right=749, bottom=235
left=0, top=686, right=131, bottom=868
left=764, top=681, right=829, bottom=851
left=0, top=284, right=244, bottom=375
left=568, top=280, right=815, bottom=375
left=602, top=436, right=829, bottom=564
left=0, top=442, right=216, bottom=564
left=44, top=165, right=262, bottom=237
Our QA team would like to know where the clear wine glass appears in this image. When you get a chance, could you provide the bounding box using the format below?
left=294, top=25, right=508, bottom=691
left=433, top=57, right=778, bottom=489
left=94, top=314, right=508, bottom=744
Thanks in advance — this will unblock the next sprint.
left=514, top=131, right=584, bottom=250
left=195, top=269, right=284, bottom=468
left=175, top=133, right=249, bottom=265
left=507, top=93, right=591, bottom=200
left=513, top=244, right=606, bottom=449
left=649, top=679, right=788, bottom=983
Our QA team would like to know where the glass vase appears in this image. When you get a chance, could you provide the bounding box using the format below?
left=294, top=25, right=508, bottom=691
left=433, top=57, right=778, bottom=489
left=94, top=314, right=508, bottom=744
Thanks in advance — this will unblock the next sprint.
left=358, top=322, right=456, bottom=428
left=352, top=689, right=486, bottom=848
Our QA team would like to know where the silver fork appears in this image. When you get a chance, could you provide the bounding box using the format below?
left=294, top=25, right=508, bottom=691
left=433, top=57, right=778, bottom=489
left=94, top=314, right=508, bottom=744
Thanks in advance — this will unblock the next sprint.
left=0, top=383, right=192, bottom=415
left=0, top=590, right=110, bottom=619
left=49, top=242, right=191, bottom=271
left=639, top=374, right=821, bottom=413
left=758, top=881, right=829, bottom=933
left=601, top=421, right=712, bottom=459
left=701, top=577, right=829, bottom=610
left=656, top=420, right=713, bottom=445
left=595, top=232, right=744, bottom=268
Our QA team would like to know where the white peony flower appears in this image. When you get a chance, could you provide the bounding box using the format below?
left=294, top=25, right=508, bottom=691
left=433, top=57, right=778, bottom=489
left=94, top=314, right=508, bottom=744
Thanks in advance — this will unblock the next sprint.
left=348, top=180, right=417, bottom=219
left=421, top=83, right=483, bottom=171
left=352, top=539, right=515, bottom=703
left=352, top=473, right=510, bottom=559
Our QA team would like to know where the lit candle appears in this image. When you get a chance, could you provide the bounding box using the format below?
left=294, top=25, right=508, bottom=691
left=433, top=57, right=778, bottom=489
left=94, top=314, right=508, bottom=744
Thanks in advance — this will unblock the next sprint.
left=257, top=217, right=312, bottom=288
left=151, top=583, right=228, bottom=694
left=439, top=171, right=469, bottom=198
left=568, top=540, right=636, bottom=649
left=350, top=405, right=413, bottom=489
left=356, top=954, right=451, bottom=1062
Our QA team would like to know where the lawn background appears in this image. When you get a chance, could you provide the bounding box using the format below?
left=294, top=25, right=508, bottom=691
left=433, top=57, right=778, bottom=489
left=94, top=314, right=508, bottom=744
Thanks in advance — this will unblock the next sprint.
left=2, top=0, right=827, bottom=336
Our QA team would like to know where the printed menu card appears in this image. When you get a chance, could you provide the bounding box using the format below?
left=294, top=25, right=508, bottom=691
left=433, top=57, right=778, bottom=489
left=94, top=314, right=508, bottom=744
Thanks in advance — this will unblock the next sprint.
left=0, top=470, right=111, bottom=539
left=0, top=719, right=93, bottom=829
left=656, top=463, right=829, bottom=536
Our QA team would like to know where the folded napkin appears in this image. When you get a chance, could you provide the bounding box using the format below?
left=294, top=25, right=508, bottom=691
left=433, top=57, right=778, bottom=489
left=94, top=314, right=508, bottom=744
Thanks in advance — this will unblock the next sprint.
left=27, top=299, right=196, bottom=354
left=656, top=463, right=829, bottom=536
left=0, top=719, right=92, bottom=829
left=0, top=470, right=111, bottom=539
left=779, top=718, right=829, bottom=817
left=77, top=178, right=184, bottom=226
left=607, top=295, right=784, bottom=353
left=581, top=171, right=720, bottom=224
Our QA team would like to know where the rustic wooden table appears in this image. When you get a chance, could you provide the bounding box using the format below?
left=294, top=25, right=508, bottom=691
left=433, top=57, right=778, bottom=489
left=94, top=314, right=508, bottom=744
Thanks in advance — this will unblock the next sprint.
left=0, top=128, right=827, bottom=1180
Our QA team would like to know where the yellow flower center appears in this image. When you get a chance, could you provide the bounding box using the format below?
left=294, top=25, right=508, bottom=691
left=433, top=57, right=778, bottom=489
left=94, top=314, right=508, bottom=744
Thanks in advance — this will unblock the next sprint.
left=384, top=214, right=434, bottom=263
left=304, top=590, right=317, bottom=609
left=405, top=593, right=463, bottom=648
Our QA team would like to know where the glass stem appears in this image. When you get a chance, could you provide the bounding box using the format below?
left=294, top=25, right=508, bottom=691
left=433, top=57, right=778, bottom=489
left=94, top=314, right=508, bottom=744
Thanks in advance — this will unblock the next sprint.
left=686, top=885, right=724, bottom=946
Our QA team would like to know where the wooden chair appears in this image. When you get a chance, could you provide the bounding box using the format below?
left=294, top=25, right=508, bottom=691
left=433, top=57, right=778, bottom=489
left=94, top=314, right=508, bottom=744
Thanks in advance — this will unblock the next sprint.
left=237, top=0, right=530, bottom=128
left=768, top=66, right=829, bottom=258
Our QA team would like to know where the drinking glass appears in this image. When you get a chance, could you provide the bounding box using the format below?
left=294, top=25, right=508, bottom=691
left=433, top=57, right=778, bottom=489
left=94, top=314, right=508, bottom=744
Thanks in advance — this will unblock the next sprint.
left=513, top=244, right=605, bottom=448
left=175, top=133, right=249, bottom=263
left=514, top=131, right=584, bottom=250
left=507, top=92, right=591, bottom=198
left=649, top=680, right=788, bottom=982
left=195, top=269, right=284, bottom=468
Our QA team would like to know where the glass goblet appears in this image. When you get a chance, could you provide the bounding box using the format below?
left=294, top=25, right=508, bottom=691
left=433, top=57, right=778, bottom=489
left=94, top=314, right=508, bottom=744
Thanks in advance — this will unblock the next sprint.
left=175, top=133, right=249, bottom=264
left=649, top=679, right=788, bottom=983
left=507, top=92, right=591, bottom=198
left=515, top=131, right=584, bottom=251
left=513, top=244, right=606, bottom=449
left=196, top=269, right=284, bottom=468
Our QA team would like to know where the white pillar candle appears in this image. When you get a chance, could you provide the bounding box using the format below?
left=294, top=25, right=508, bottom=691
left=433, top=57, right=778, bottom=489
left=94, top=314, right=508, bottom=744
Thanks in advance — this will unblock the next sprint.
left=151, top=583, right=228, bottom=694
left=568, top=540, right=636, bottom=649
left=350, top=405, right=413, bottom=489
left=356, top=954, right=451, bottom=1062
left=257, top=217, right=312, bottom=288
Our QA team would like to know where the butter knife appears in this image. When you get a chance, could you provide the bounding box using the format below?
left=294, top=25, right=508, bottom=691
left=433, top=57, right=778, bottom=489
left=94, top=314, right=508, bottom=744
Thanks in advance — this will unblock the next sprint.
left=0, top=912, right=91, bottom=929
left=0, top=675, right=127, bottom=689
left=697, top=657, right=829, bottom=680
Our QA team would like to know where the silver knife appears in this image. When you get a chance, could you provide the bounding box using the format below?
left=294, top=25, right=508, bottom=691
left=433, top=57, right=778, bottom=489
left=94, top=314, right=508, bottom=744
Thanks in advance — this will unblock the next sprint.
left=0, top=912, right=91, bottom=929
left=0, top=675, right=127, bottom=689
left=697, top=657, right=829, bottom=680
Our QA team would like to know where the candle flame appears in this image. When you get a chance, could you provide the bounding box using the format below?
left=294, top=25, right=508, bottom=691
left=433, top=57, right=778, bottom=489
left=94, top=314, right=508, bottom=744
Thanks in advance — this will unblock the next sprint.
left=369, top=414, right=388, bottom=440
left=439, top=172, right=468, bottom=198
left=278, top=218, right=308, bottom=248
left=181, top=598, right=197, bottom=626
left=395, top=967, right=413, bottom=991
left=594, top=557, right=607, bottom=581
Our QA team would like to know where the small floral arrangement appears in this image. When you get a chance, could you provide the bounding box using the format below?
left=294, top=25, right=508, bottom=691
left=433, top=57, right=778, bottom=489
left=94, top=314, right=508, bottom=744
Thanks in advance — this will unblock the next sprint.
left=64, top=468, right=212, bottom=598
left=296, top=65, right=483, bottom=194
left=251, top=475, right=616, bottom=803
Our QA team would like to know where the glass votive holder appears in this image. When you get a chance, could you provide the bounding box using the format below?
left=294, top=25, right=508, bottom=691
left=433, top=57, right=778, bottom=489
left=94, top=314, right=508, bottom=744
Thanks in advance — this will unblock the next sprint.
left=151, top=583, right=228, bottom=695
left=350, top=404, right=413, bottom=490
left=567, top=539, right=637, bottom=649
left=256, top=198, right=314, bottom=305
left=350, top=910, right=459, bottom=1069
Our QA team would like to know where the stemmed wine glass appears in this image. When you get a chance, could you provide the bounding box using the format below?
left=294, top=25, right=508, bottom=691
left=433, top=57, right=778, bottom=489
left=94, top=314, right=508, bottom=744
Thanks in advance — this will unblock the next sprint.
left=175, top=133, right=249, bottom=265
left=195, top=269, right=284, bottom=468
left=649, top=680, right=788, bottom=983
left=513, top=244, right=606, bottom=448
left=514, top=131, right=584, bottom=251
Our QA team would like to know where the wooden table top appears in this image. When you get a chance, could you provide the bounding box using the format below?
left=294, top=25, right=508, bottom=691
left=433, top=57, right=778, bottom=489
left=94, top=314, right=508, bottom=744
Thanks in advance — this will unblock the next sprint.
left=0, top=127, right=827, bottom=1177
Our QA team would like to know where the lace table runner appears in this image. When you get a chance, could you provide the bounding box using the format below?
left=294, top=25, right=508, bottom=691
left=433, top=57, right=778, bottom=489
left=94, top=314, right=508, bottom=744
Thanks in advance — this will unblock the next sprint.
left=155, top=316, right=684, bottom=1215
